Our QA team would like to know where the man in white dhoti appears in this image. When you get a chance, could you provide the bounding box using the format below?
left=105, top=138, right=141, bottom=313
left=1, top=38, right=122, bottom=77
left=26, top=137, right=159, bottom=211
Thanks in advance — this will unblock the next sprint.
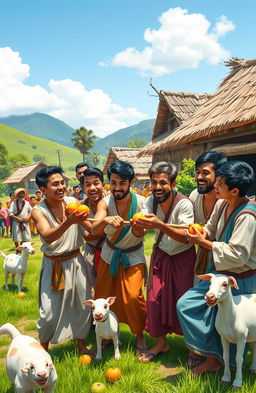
left=32, top=166, right=93, bottom=355
left=9, top=188, right=32, bottom=249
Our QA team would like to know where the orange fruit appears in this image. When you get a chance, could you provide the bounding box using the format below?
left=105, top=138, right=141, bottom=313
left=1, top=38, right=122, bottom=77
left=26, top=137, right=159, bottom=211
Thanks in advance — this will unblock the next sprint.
left=132, top=212, right=146, bottom=222
left=76, top=205, right=90, bottom=214
left=17, top=292, right=26, bottom=298
left=188, top=223, right=204, bottom=235
left=66, top=202, right=78, bottom=214
left=79, top=354, right=92, bottom=365
left=105, top=367, right=122, bottom=383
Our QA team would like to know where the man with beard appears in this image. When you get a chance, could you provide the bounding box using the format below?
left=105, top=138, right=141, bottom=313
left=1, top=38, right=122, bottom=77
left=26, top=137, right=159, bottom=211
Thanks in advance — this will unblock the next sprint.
left=81, top=167, right=106, bottom=293
left=134, top=161, right=196, bottom=363
left=91, top=160, right=147, bottom=353
left=189, top=151, right=227, bottom=276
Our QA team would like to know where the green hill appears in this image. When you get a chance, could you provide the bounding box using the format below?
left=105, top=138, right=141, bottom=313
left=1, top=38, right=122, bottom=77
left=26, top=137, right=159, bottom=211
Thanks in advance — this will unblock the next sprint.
left=0, top=123, right=82, bottom=178
left=0, top=112, right=75, bottom=147
left=91, top=119, right=155, bottom=156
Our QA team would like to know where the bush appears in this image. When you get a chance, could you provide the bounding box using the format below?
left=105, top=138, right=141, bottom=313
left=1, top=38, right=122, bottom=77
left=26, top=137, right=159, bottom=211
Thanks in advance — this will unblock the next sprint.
left=176, top=159, right=196, bottom=197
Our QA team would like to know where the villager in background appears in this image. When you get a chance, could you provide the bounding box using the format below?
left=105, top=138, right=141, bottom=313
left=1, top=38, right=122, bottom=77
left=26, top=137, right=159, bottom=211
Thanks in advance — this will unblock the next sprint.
left=73, top=162, right=89, bottom=201
left=9, top=188, right=32, bottom=250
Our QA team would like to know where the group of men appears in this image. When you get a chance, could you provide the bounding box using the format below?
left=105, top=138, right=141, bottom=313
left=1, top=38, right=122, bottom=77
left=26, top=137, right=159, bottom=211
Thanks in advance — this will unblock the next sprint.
left=30, top=151, right=256, bottom=376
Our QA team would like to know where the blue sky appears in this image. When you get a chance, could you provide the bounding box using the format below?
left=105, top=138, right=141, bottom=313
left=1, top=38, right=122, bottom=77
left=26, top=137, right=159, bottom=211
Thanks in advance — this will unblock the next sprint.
left=0, top=0, right=255, bottom=137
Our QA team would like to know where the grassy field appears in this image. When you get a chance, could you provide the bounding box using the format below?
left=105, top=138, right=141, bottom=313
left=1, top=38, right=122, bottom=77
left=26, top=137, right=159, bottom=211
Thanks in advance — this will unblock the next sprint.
left=0, top=124, right=82, bottom=177
left=0, top=234, right=256, bottom=392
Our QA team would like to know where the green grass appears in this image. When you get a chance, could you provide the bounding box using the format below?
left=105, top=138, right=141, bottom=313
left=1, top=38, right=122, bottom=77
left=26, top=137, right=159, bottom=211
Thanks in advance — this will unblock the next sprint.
left=0, top=123, right=82, bottom=177
left=0, top=235, right=256, bottom=392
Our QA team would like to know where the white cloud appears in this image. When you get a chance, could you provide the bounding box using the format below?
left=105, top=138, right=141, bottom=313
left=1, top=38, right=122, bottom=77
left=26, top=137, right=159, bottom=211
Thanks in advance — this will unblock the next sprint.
left=0, top=47, right=147, bottom=137
left=109, top=7, right=235, bottom=76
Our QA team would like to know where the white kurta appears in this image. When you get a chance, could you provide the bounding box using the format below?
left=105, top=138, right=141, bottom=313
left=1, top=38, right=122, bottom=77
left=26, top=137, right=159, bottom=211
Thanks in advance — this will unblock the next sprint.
left=141, top=194, right=194, bottom=256
left=205, top=203, right=256, bottom=273
left=9, top=200, right=32, bottom=242
left=34, top=197, right=92, bottom=344
left=100, top=194, right=146, bottom=267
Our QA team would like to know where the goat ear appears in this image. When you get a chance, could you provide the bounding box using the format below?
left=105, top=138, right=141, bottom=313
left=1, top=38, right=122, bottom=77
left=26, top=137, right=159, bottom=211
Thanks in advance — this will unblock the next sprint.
left=21, top=367, right=29, bottom=374
left=106, top=296, right=116, bottom=306
left=83, top=299, right=94, bottom=306
left=228, top=277, right=239, bottom=290
left=197, top=274, right=213, bottom=281
left=16, top=246, right=23, bottom=251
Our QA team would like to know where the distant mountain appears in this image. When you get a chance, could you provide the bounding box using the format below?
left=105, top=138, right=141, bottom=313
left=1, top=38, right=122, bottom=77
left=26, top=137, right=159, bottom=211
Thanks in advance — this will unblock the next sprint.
left=0, top=113, right=155, bottom=157
left=0, top=112, right=75, bottom=147
left=91, top=119, right=155, bottom=156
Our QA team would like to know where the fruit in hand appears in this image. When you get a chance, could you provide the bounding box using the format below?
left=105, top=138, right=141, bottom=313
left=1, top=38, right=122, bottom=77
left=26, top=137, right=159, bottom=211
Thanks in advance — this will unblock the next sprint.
left=66, top=202, right=78, bottom=214
left=76, top=204, right=90, bottom=214
left=132, top=212, right=147, bottom=222
left=105, top=366, right=122, bottom=383
left=188, top=223, right=204, bottom=235
left=79, top=354, right=92, bottom=365
left=90, top=382, right=106, bottom=392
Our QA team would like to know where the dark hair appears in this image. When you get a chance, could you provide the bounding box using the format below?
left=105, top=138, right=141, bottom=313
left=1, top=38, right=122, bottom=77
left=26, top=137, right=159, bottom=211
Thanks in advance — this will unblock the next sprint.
left=30, top=196, right=36, bottom=200
left=82, top=167, right=104, bottom=183
left=72, top=185, right=80, bottom=191
left=216, top=160, right=255, bottom=197
left=35, top=166, right=64, bottom=188
left=9, top=192, right=14, bottom=197
left=75, top=162, right=89, bottom=172
left=195, top=151, right=227, bottom=170
left=148, top=161, right=178, bottom=182
left=107, top=160, right=134, bottom=181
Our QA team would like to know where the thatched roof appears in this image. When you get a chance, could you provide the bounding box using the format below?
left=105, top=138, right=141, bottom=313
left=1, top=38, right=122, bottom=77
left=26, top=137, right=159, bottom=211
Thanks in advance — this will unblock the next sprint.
left=4, top=162, right=72, bottom=184
left=103, top=147, right=152, bottom=180
left=152, top=90, right=211, bottom=139
left=143, top=57, right=256, bottom=155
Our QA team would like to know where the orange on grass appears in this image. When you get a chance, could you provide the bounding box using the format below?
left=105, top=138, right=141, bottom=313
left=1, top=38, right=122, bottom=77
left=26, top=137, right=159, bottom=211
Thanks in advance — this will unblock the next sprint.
left=188, top=223, right=204, bottom=235
left=79, top=354, right=92, bottom=365
left=66, top=202, right=78, bottom=214
left=76, top=204, right=90, bottom=214
left=17, top=292, right=26, bottom=298
left=105, top=367, right=122, bottom=383
left=132, top=212, right=147, bottom=222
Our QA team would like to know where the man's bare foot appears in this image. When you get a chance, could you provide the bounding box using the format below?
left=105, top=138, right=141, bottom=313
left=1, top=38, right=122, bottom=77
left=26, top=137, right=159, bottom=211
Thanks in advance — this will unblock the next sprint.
left=77, top=340, right=95, bottom=357
left=191, top=357, right=222, bottom=375
left=188, top=351, right=205, bottom=367
left=138, top=342, right=170, bottom=363
left=135, top=332, right=147, bottom=353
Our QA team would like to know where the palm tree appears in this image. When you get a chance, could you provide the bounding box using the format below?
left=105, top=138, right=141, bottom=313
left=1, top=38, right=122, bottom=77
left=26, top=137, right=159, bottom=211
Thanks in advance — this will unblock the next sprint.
left=71, top=127, right=96, bottom=161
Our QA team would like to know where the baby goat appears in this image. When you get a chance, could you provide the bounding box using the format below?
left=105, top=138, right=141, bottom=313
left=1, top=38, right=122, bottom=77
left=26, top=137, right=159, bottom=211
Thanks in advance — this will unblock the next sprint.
left=1, top=242, right=35, bottom=293
left=84, top=297, right=121, bottom=360
left=200, top=273, right=256, bottom=388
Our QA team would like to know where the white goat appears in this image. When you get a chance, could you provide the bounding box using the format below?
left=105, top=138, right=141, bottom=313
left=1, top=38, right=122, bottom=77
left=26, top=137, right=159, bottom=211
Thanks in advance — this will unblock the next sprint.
left=84, top=297, right=121, bottom=360
left=0, top=323, right=57, bottom=393
left=200, top=273, right=256, bottom=388
left=1, top=242, right=35, bottom=293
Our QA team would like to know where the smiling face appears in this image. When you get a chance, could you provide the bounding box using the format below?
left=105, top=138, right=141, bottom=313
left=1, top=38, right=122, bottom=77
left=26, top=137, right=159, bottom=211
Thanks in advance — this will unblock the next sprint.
left=150, top=172, right=175, bottom=203
left=41, top=173, right=66, bottom=201
left=109, top=173, right=132, bottom=200
left=214, top=176, right=239, bottom=201
left=83, top=175, right=104, bottom=203
left=195, top=162, right=216, bottom=195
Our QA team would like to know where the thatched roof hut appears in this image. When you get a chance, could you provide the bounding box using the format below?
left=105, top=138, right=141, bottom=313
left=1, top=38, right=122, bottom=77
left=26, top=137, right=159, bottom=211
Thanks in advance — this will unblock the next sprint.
left=103, top=147, right=152, bottom=181
left=139, top=90, right=211, bottom=156
left=140, top=58, right=256, bottom=161
left=4, top=162, right=72, bottom=193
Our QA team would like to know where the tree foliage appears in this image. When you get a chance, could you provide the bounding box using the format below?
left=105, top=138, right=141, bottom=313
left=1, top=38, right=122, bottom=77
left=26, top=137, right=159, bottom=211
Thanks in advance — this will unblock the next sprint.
left=9, top=154, right=30, bottom=169
left=71, top=127, right=96, bottom=161
left=175, top=158, right=196, bottom=197
left=88, top=151, right=100, bottom=167
left=125, top=138, right=147, bottom=148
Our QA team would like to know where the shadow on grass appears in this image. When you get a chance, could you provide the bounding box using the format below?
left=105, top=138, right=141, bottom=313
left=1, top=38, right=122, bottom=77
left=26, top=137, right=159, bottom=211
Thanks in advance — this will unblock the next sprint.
left=1, top=285, right=28, bottom=293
